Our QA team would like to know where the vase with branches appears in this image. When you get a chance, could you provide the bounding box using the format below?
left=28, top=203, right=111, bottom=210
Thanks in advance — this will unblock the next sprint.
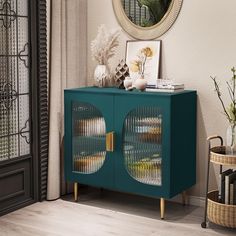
left=212, top=67, right=236, bottom=154
left=131, top=46, right=154, bottom=90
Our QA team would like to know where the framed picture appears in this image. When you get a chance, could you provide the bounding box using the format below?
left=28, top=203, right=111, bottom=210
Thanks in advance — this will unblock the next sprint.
left=125, top=40, right=161, bottom=85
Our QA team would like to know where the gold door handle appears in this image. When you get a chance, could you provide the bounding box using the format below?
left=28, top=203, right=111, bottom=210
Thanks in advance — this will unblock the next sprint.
left=106, top=132, right=115, bottom=152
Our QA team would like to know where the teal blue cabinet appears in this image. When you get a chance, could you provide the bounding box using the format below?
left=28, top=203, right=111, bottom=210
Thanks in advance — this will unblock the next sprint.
left=64, top=87, right=196, bottom=218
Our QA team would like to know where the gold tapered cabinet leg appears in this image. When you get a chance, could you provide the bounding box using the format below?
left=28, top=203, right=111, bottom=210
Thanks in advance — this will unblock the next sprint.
left=182, top=191, right=187, bottom=206
left=74, top=183, right=78, bottom=202
left=160, top=198, right=165, bottom=220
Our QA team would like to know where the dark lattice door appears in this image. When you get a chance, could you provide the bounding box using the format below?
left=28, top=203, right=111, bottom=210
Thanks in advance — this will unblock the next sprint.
left=0, top=0, right=33, bottom=214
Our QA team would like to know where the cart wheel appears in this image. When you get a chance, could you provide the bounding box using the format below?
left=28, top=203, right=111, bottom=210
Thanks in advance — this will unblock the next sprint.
left=201, top=222, right=207, bottom=228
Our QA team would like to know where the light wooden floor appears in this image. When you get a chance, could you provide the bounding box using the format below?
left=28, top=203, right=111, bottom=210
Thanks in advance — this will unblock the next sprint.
left=0, top=188, right=236, bottom=236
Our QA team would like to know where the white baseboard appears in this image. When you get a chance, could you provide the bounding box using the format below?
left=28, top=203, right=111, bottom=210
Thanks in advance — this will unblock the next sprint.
left=169, top=194, right=205, bottom=207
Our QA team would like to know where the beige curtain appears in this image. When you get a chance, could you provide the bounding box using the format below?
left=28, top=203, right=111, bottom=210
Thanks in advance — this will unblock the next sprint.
left=47, top=0, right=87, bottom=200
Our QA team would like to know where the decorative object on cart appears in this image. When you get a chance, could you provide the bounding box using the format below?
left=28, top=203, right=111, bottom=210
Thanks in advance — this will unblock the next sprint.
left=112, top=0, right=183, bottom=39
left=201, top=136, right=236, bottom=229
left=212, top=67, right=236, bottom=155
left=126, top=40, right=161, bottom=86
left=64, top=87, right=197, bottom=220
left=114, top=59, right=130, bottom=89
left=219, top=168, right=233, bottom=204
left=225, top=170, right=236, bottom=205
left=123, top=76, right=133, bottom=90
left=91, top=24, right=120, bottom=87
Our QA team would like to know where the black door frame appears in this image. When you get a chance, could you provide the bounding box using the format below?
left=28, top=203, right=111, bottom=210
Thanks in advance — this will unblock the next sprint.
left=31, top=0, right=48, bottom=202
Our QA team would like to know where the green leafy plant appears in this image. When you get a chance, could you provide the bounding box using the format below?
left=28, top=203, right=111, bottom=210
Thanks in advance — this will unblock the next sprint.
left=137, top=0, right=171, bottom=25
left=212, top=67, right=236, bottom=125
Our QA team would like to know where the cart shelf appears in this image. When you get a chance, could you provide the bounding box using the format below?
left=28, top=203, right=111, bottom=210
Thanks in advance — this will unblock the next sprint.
left=207, top=190, right=236, bottom=228
left=202, top=136, right=236, bottom=229
left=210, top=146, right=236, bottom=166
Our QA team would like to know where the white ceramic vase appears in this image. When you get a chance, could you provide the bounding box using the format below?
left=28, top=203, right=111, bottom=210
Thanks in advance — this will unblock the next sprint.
left=134, top=75, right=147, bottom=91
left=94, top=65, right=109, bottom=87
left=123, top=77, right=133, bottom=90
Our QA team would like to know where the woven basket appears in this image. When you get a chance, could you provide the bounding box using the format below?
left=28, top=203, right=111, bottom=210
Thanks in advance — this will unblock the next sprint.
left=207, top=190, right=236, bottom=228
left=210, top=146, right=236, bottom=166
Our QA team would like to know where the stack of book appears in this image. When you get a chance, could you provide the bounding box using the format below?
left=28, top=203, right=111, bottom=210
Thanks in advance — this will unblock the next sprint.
left=219, top=169, right=236, bottom=204
left=146, top=82, right=185, bottom=92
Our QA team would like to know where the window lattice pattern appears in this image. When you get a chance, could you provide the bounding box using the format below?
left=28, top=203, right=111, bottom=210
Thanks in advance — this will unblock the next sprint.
left=0, top=0, right=30, bottom=161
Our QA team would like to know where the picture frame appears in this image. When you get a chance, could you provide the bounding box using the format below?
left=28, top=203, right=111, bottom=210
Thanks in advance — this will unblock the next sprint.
left=125, top=40, right=161, bottom=85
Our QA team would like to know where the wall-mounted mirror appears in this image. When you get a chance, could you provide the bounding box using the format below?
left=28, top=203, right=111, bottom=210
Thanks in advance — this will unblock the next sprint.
left=112, top=0, right=183, bottom=39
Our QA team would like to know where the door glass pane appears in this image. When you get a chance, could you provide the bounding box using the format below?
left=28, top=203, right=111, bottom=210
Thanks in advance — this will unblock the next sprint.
left=0, top=0, right=30, bottom=161
left=0, top=137, right=8, bottom=161
left=9, top=134, right=18, bottom=158
left=20, top=131, right=30, bottom=156
left=17, top=0, right=28, bottom=17
left=72, top=102, right=106, bottom=174
left=123, top=107, right=162, bottom=186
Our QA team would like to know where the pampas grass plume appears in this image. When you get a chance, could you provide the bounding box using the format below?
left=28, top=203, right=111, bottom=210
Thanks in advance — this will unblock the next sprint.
left=91, top=25, right=120, bottom=65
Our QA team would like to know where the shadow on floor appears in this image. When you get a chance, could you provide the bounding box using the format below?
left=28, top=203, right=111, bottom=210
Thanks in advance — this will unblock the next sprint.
left=62, top=187, right=199, bottom=222
left=61, top=186, right=236, bottom=235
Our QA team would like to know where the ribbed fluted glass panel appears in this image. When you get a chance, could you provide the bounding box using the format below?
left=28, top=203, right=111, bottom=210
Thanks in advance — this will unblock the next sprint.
left=123, top=107, right=162, bottom=186
left=72, top=102, right=106, bottom=174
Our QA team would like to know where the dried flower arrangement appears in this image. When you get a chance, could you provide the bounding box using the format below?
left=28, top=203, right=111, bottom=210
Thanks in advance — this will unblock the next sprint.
left=91, top=25, right=120, bottom=67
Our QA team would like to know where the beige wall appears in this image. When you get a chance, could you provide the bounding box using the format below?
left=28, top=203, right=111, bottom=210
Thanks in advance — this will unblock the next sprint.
left=87, top=0, right=236, bottom=197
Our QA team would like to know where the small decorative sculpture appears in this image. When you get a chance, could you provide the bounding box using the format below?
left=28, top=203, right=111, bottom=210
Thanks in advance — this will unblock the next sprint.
left=114, top=59, right=130, bottom=89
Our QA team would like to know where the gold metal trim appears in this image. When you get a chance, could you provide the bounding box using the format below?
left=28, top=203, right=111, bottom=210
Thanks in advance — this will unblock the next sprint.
left=160, top=198, right=165, bottom=219
left=74, top=183, right=78, bottom=201
left=106, top=132, right=115, bottom=152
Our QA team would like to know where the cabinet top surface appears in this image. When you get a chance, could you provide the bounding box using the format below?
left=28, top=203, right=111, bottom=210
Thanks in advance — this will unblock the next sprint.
left=65, top=87, right=196, bottom=96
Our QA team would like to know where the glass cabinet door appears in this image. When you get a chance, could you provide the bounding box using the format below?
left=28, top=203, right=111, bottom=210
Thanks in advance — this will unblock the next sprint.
left=72, top=101, right=106, bottom=174
left=123, top=107, right=162, bottom=186
left=114, top=93, right=170, bottom=197
left=65, top=92, right=114, bottom=188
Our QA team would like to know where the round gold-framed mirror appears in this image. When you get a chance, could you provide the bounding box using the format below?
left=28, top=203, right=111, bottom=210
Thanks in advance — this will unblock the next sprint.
left=112, top=0, right=183, bottom=39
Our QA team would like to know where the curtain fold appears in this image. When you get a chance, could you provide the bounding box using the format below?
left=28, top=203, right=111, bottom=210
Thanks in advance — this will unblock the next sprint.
left=47, top=0, right=87, bottom=200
